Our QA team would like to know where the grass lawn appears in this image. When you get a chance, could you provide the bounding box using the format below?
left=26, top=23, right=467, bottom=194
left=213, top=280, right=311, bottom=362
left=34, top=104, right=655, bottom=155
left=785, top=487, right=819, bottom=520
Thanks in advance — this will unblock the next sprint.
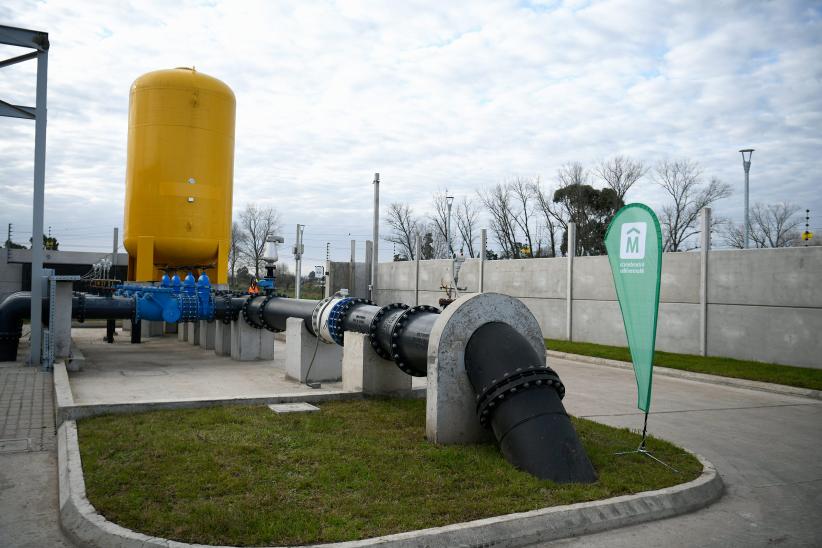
left=79, top=399, right=701, bottom=546
left=546, top=338, right=822, bottom=391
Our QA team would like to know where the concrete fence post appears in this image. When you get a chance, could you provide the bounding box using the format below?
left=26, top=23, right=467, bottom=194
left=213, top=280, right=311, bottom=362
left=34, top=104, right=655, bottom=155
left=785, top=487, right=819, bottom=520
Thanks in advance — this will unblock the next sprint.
left=479, top=229, right=486, bottom=293
left=700, top=207, right=711, bottom=357
left=566, top=222, right=576, bottom=341
left=349, top=240, right=356, bottom=296
left=414, top=234, right=421, bottom=305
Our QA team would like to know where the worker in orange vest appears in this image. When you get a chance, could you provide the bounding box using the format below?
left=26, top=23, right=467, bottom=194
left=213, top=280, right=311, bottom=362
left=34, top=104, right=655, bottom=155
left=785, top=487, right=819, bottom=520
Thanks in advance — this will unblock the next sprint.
left=248, top=278, right=260, bottom=295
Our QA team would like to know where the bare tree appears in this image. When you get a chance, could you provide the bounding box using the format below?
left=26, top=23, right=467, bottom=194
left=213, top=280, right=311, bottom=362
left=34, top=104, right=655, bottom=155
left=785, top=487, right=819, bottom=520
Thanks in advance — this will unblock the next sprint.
left=384, top=202, right=418, bottom=260
left=655, top=159, right=732, bottom=251
left=510, top=177, right=537, bottom=258
left=239, top=203, right=281, bottom=278
left=455, top=197, right=480, bottom=257
left=594, top=155, right=647, bottom=201
left=229, top=221, right=247, bottom=287
left=533, top=181, right=563, bottom=257
left=724, top=202, right=802, bottom=248
left=479, top=183, right=521, bottom=258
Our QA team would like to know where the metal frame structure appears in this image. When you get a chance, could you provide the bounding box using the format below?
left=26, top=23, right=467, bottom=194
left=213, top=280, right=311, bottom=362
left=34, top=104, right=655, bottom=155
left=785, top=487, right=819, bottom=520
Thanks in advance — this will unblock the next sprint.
left=0, top=25, right=50, bottom=366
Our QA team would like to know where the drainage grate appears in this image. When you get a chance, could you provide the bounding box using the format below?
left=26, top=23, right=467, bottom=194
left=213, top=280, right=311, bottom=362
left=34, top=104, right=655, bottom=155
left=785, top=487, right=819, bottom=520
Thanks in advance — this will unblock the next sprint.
left=0, top=438, right=31, bottom=454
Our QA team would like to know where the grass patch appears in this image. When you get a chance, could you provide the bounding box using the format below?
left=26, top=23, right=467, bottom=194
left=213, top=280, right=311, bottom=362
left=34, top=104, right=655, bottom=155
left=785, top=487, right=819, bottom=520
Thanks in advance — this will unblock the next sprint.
left=546, top=338, right=822, bottom=391
left=79, top=399, right=700, bottom=546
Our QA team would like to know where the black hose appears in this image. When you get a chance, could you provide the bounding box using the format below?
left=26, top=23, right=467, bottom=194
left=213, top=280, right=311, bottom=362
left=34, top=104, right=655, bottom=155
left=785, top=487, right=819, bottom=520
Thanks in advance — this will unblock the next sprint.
left=465, top=322, right=597, bottom=484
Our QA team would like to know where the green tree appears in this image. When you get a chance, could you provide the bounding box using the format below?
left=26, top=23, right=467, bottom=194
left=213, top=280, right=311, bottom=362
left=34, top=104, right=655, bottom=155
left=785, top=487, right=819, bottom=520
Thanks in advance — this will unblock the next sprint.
left=553, top=183, right=623, bottom=256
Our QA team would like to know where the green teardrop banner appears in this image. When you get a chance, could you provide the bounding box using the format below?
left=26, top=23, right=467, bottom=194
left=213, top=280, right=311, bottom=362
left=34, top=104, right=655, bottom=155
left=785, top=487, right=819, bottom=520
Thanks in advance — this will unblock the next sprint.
left=604, top=203, right=663, bottom=413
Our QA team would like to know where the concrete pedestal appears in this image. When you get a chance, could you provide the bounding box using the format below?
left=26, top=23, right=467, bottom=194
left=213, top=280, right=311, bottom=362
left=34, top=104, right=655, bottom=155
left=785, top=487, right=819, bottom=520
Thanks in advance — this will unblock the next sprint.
left=164, top=322, right=178, bottom=334
left=426, top=292, right=544, bottom=445
left=177, top=323, right=189, bottom=342
left=214, top=321, right=231, bottom=356
left=259, top=328, right=275, bottom=360
left=230, top=320, right=261, bottom=361
left=146, top=321, right=165, bottom=337
left=53, top=281, right=74, bottom=358
left=285, top=318, right=342, bottom=382
left=199, top=321, right=216, bottom=350
left=187, top=322, right=201, bottom=345
left=342, top=331, right=410, bottom=394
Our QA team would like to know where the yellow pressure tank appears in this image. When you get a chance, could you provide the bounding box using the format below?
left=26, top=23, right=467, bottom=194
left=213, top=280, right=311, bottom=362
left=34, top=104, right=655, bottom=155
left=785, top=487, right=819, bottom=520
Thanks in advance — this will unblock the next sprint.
left=123, top=67, right=235, bottom=283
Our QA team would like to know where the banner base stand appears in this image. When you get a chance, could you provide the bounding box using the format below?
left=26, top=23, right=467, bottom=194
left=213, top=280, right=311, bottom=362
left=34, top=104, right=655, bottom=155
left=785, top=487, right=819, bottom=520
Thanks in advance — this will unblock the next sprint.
left=614, top=410, right=680, bottom=473
left=615, top=444, right=680, bottom=473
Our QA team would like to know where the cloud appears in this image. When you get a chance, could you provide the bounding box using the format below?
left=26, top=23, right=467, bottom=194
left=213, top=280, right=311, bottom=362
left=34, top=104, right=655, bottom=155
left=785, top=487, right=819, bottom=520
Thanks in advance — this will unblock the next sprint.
left=0, top=0, right=820, bottom=263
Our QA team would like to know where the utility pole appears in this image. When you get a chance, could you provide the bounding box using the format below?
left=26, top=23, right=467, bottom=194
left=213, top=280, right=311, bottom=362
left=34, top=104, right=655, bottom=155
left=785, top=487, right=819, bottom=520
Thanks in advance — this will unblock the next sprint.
left=294, top=224, right=304, bottom=299
left=446, top=191, right=454, bottom=281
left=739, top=149, right=754, bottom=249
left=371, top=173, right=379, bottom=301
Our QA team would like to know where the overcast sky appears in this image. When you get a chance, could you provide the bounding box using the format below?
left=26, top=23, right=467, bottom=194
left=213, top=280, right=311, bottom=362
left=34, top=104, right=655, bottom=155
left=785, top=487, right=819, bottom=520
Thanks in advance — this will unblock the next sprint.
left=1, top=0, right=820, bottom=267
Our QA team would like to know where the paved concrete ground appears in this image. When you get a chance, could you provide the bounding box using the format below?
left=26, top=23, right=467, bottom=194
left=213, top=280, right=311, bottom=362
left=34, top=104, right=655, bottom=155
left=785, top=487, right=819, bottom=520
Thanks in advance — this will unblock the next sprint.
left=69, top=328, right=425, bottom=405
left=540, top=357, right=822, bottom=548
left=0, top=358, right=73, bottom=547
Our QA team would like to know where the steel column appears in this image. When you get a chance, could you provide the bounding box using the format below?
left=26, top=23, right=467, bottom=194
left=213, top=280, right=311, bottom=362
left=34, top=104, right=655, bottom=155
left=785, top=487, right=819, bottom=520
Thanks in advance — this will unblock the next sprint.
left=29, top=49, right=48, bottom=366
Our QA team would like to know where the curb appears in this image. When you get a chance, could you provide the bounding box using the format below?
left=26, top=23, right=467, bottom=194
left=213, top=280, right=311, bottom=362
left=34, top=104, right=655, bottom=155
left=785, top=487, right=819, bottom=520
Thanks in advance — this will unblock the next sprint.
left=58, top=418, right=723, bottom=548
left=546, top=350, right=822, bottom=401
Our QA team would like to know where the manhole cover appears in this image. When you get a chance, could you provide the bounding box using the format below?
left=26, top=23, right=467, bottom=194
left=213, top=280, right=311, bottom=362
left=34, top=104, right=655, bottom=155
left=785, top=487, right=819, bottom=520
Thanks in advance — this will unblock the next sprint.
left=268, top=403, right=320, bottom=414
left=120, top=370, right=170, bottom=377
left=0, top=438, right=31, bottom=453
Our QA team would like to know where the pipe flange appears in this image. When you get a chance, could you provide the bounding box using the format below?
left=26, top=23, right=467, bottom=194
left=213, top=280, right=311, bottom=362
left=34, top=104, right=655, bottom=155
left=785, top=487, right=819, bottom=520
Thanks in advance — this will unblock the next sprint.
left=475, top=365, right=565, bottom=428
left=389, top=305, right=439, bottom=376
left=241, top=298, right=262, bottom=329
left=0, top=330, right=22, bottom=342
left=219, top=294, right=233, bottom=324
left=311, top=296, right=335, bottom=337
left=257, top=294, right=281, bottom=332
left=327, top=298, right=374, bottom=346
left=368, top=303, right=408, bottom=360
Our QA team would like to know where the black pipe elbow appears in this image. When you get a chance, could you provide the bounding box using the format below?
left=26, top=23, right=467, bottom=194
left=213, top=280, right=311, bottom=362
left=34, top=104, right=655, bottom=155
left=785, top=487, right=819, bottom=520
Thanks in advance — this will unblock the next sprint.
left=465, top=322, right=597, bottom=484
left=0, top=292, right=31, bottom=361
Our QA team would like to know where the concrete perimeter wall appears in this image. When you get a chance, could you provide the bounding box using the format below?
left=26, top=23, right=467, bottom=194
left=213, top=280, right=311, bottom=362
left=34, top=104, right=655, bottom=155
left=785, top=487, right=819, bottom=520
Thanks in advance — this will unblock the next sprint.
left=372, top=247, right=822, bottom=369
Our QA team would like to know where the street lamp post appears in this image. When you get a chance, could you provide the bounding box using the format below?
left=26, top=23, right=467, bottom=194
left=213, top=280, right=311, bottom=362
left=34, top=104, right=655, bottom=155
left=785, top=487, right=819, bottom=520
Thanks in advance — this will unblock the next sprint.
left=446, top=193, right=455, bottom=280
left=739, top=149, right=754, bottom=249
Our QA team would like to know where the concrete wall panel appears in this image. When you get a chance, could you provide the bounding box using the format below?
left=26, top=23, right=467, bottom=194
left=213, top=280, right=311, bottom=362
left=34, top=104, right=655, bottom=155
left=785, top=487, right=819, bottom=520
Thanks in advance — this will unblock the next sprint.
left=484, top=258, right=566, bottom=299
left=708, top=247, right=822, bottom=307
left=708, top=304, right=822, bottom=369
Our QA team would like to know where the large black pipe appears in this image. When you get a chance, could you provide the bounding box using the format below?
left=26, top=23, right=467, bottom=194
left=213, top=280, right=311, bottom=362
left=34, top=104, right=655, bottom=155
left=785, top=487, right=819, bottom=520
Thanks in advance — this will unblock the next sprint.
left=0, top=291, right=136, bottom=361
left=465, top=322, right=597, bottom=484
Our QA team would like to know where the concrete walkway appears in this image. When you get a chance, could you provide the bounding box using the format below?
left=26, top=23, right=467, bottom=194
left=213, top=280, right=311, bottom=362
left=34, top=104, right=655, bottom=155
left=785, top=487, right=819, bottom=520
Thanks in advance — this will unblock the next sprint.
left=541, top=356, right=822, bottom=548
left=0, top=361, right=73, bottom=547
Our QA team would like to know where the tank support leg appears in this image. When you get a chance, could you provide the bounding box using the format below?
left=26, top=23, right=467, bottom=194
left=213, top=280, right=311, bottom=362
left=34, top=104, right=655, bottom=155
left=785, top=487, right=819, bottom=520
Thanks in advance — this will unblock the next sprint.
left=135, top=236, right=155, bottom=282
left=130, top=319, right=141, bottom=344
left=105, top=319, right=115, bottom=343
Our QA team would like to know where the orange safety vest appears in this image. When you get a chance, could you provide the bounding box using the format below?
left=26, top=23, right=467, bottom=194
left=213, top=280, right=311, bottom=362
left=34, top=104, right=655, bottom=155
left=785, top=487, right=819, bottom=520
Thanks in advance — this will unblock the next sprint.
left=248, top=284, right=259, bottom=295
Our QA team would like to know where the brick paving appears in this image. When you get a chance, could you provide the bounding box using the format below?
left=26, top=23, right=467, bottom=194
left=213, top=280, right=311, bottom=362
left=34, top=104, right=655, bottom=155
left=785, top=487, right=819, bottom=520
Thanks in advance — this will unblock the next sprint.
left=0, top=364, right=55, bottom=452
